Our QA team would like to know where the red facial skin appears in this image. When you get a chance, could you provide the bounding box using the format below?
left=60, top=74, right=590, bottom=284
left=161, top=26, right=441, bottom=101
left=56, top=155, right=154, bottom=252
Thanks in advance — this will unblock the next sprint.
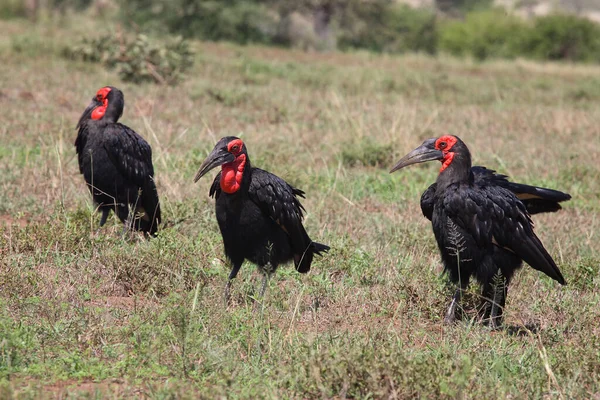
left=91, top=87, right=112, bottom=120
left=435, top=135, right=458, bottom=173
left=220, top=139, right=247, bottom=194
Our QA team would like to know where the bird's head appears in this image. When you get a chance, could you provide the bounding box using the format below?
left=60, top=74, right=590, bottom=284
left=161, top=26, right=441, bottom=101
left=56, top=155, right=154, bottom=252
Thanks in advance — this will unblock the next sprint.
left=77, top=86, right=124, bottom=129
left=194, top=136, right=248, bottom=183
left=390, top=135, right=471, bottom=175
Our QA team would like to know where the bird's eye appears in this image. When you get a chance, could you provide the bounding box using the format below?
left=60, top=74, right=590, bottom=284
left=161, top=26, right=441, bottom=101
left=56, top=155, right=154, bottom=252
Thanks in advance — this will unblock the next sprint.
left=96, top=94, right=103, bottom=101
left=231, top=145, right=239, bottom=153
left=439, top=142, right=447, bottom=149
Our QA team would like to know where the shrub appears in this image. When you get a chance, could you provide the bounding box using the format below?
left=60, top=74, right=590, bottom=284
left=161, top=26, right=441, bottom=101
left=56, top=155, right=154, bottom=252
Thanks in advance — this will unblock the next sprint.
left=64, top=33, right=195, bottom=85
left=0, top=0, right=27, bottom=19
left=439, top=9, right=528, bottom=60
left=337, top=2, right=438, bottom=54
left=523, top=14, right=600, bottom=62
left=119, top=0, right=279, bottom=45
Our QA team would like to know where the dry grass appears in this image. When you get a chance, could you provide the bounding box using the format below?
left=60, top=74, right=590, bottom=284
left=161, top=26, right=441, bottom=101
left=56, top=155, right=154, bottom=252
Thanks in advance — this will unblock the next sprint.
left=0, top=15, right=599, bottom=399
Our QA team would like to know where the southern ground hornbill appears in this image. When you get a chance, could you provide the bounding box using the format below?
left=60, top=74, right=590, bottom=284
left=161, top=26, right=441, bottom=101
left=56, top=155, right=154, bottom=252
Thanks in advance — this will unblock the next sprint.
left=390, top=135, right=569, bottom=328
left=76, top=86, right=161, bottom=236
left=194, top=136, right=330, bottom=302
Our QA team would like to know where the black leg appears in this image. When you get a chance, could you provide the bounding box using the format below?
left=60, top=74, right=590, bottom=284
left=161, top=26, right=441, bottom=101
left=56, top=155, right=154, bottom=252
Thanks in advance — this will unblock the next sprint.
left=444, top=278, right=469, bottom=324
left=98, top=208, right=110, bottom=227
left=254, top=263, right=275, bottom=312
left=258, top=272, right=270, bottom=299
left=224, top=263, right=242, bottom=307
left=480, top=269, right=507, bottom=329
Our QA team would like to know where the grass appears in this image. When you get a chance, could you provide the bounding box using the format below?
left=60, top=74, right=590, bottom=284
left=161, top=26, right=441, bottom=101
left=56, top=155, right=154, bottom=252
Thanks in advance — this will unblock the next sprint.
left=1, top=13, right=599, bottom=399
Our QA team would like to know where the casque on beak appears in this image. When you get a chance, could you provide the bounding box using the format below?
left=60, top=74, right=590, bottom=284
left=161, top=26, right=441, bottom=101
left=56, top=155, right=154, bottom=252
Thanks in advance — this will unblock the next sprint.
left=76, top=99, right=101, bottom=129
left=390, top=138, right=444, bottom=173
left=194, top=146, right=235, bottom=182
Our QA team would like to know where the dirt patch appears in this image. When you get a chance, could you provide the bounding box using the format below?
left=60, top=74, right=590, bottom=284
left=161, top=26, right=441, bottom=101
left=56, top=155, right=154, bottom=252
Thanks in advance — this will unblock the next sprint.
left=0, top=213, right=30, bottom=227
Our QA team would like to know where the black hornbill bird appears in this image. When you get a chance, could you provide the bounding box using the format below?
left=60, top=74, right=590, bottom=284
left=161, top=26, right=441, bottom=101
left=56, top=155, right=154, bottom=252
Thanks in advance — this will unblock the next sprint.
left=194, top=136, right=330, bottom=301
left=76, top=86, right=161, bottom=236
left=390, top=135, right=569, bottom=328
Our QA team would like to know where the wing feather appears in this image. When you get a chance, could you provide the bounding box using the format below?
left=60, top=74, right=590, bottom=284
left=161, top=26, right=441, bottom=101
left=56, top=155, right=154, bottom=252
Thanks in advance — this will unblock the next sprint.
left=443, top=184, right=565, bottom=284
left=103, top=123, right=154, bottom=189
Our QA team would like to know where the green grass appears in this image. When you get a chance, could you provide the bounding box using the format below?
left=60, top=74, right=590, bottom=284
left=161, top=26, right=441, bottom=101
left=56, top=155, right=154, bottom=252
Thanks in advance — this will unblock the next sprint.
left=0, top=15, right=599, bottom=399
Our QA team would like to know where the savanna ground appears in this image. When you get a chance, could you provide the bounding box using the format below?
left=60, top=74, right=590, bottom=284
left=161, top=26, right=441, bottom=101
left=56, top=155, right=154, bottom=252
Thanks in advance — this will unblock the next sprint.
left=1, top=14, right=600, bottom=400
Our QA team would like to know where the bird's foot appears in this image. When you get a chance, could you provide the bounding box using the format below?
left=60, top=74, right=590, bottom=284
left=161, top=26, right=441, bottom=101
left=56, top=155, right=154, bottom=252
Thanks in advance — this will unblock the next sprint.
left=443, top=298, right=460, bottom=325
left=482, top=317, right=504, bottom=331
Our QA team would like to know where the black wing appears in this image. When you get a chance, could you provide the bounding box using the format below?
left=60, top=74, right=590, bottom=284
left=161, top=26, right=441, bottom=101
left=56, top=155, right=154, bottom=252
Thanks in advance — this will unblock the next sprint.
left=420, top=166, right=571, bottom=221
left=443, top=184, right=565, bottom=284
left=248, top=168, right=316, bottom=270
left=74, top=125, right=89, bottom=174
left=248, top=168, right=306, bottom=229
left=472, top=166, right=571, bottom=214
left=103, top=123, right=155, bottom=188
left=420, top=184, right=436, bottom=221
left=209, top=171, right=222, bottom=199
left=103, top=123, right=161, bottom=232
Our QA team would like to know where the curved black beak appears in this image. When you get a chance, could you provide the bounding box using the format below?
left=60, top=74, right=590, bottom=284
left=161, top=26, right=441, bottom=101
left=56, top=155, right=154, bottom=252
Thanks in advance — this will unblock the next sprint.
left=390, top=138, right=443, bottom=173
left=194, top=147, right=235, bottom=182
left=76, top=99, right=100, bottom=129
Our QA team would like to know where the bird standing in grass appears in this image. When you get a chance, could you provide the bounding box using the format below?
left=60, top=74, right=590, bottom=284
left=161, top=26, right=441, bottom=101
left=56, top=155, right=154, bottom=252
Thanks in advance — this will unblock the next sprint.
left=76, top=86, right=161, bottom=236
left=194, top=136, right=329, bottom=303
left=390, top=135, right=569, bottom=328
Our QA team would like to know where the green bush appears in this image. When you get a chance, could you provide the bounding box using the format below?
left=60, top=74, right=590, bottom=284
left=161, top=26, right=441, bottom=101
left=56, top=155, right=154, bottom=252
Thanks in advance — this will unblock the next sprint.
left=0, top=0, right=27, bottom=19
left=439, top=9, right=527, bottom=60
left=337, top=2, right=437, bottom=54
left=119, top=0, right=279, bottom=45
left=523, top=14, right=600, bottom=62
left=64, top=33, right=195, bottom=85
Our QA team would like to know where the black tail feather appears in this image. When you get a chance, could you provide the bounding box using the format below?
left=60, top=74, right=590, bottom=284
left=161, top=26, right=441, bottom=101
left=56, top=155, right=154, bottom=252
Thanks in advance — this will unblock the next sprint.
left=505, top=183, right=571, bottom=215
left=312, top=241, right=330, bottom=256
left=295, top=241, right=330, bottom=274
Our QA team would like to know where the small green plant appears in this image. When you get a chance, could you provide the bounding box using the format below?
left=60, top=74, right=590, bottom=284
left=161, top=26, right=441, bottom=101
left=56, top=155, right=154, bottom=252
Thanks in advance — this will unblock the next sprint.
left=64, top=33, right=194, bottom=85
left=341, top=138, right=394, bottom=168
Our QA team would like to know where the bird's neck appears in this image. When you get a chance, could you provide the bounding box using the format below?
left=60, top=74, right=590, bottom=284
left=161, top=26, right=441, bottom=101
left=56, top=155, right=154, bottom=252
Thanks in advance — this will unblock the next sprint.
left=220, top=154, right=248, bottom=194
left=436, top=153, right=472, bottom=189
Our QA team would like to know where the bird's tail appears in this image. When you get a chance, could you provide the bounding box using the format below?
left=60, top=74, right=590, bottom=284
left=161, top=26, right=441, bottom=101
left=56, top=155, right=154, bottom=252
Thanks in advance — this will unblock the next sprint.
left=295, top=241, right=330, bottom=274
left=312, top=242, right=330, bottom=256
left=506, top=182, right=571, bottom=215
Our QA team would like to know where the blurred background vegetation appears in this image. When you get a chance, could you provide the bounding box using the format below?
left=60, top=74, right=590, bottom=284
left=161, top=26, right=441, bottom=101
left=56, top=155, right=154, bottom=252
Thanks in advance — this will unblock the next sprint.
left=3, top=0, right=600, bottom=67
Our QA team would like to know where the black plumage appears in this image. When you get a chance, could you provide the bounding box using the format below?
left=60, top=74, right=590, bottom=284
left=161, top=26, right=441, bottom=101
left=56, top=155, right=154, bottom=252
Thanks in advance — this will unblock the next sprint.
left=420, top=166, right=572, bottom=220
left=75, top=86, right=161, bottom=236
left=194, top=136, right=329, bottom=301
left=391, top=135, right=569, bottom=328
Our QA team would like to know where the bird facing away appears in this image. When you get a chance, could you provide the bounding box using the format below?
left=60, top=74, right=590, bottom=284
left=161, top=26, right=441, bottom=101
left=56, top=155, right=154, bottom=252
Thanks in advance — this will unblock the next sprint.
left=75, top=86, right=161, bottom=236
left=194, top=136, right=330, bottom=302
left=390, top=135, right=568, bottom=328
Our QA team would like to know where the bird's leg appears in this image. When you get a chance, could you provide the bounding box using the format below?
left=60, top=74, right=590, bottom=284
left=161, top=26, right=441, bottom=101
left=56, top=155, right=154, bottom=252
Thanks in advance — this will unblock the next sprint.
left=444, top=279, right=469, bottom=324
left=224, top=280, right=233, bottom=306
left=121, top=206, right=135, bottom=239
left=254, top=263, right=273, bottom=312
left=98, top=208, right=110, bottom=227
left=259, top=272, right=271, bottom=299
left=224, top=263, right=242, bottom=307
left=480, top=269, right=507, bottom=330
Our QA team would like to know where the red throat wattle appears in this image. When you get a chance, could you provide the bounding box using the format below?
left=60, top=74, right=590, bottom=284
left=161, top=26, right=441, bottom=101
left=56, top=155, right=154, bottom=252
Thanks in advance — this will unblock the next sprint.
left=220, top=154, right=247, bottom=194
left=91, top=87, right=111, bottom=120
left=440, top=152, right=455, bottom=172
